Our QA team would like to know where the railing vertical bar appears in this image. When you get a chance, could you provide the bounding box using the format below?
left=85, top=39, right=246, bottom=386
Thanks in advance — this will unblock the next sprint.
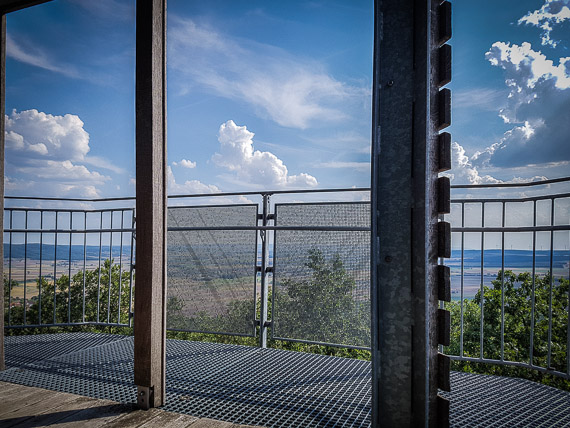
left=567, top=225, right=570, bottom=376
left=530, top=200, right=537, bottom=367
left=68, top=212, right=73, bottom=323
left=8, top=210, right=12, bottom=325
left=53, top=212, right=58, bottom=325
left=566, top=221, right=570, bottom=375
left=107, top=211, right=114, bottom=324
left=23, top=210, right=28, bottom=325
left=460, top=202, right=465, bottom=357
left=547, top=198, right=554, bottom=369
left=128, top=210, right=135, bottom=328
left=38, top=211, right=43, bottom=324
left=480, top=205, right=485, bottom=359
left=82, top=212, right=87, bottom=323
left=96, top=211, right=103, bottom=323
left=117, top=210, right=125, bottom=324
left=501, top=202, right=505, bottom=361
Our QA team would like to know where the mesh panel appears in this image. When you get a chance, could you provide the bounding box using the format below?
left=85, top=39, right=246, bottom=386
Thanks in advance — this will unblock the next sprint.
left=167, top=205, right=258, bottom=336
left=272, top=203, right=371, bottom=348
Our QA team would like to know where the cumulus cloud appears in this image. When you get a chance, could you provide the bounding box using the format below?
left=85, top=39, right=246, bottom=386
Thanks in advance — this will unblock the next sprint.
left=518, top=0, right=570, bottom=47
left=6, top=109, right=90, bottom=161
left=212, top=120, right=318, bottom=188
left=4, top=109, right=116, bottom=197
left=444, top=142, right=549, bottom=186
left=167, top=166, right=220, bottom=195
left=172, top=159, right=197, bottom=169
left=169, top=17, right=367, bottom=129
left=445, top=142, right=502, bottom=185
left=477, top=42, right=570, bottom=167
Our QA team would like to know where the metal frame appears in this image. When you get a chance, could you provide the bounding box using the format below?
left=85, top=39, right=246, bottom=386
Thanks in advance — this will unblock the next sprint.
left=166, top=202, right=259, bottom=338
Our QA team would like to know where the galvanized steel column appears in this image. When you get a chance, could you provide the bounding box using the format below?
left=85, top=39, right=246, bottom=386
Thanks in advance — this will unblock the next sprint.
left=371, top=0, right=451, bottom=425
left=134, top=0, right=168, bottom=409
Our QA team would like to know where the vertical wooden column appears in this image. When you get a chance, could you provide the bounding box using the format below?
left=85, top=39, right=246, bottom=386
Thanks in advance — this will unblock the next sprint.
left=371, top=0, right=445, bottom=425
left=0, top=13, right=6, bottom=372
left=134, top=0, right=167, bottom=409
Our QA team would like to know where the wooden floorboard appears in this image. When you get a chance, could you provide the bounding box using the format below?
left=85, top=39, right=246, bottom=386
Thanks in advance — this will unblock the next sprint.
left=0, top=382, right=264, bottom=428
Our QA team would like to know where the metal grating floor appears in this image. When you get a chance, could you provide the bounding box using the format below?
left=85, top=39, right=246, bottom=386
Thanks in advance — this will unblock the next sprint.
left=1, top=333, right=569, bottom=427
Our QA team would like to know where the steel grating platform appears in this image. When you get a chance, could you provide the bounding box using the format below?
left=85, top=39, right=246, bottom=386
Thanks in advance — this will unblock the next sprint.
left=1, top=333, right=569, bottom=427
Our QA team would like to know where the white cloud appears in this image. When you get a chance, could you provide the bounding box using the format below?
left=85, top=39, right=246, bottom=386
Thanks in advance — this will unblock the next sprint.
left=444, top=142, right=502, bottom=185
left=479, top=42, right=570, bottom=167
left=5, top=109, right=90, bottom=161
left=4, top=109, right=118, bottom=198
left=446, top=142, right=550, bottom=186
left=317, top=161, right=370, bottom=171
left=169, top=17, right=368, bottom=129
left=453, top=87, right=507, bottom=111
left=172, top=159, right=197, bottom=169
left=83, top=155, right=126, bottom=174
left=6, top=34, right=80, bottom=79
left=212, top=120, right=318, bottom=188
left=518, top=0, right=570, bottom=47
left=68, top=0, right=134, bottom=21
left=167, top=166, right=220, bottom=195
left=486, top=42, right=570, bottom=91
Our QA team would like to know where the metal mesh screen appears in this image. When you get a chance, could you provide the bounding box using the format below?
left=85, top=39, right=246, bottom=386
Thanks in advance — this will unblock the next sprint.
left=272, top=203, right=371, bottom=348
left=167, top=204, right=258, bottom=336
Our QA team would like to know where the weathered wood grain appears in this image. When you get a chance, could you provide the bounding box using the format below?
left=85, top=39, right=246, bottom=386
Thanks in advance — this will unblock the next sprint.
left=0, top=382, right=266, bottom=427
left=134, top=0, right=168, bottom=409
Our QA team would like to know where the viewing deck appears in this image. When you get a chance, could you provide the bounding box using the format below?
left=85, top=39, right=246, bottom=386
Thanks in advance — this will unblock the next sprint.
left=1, top=333, right=569, bottom=427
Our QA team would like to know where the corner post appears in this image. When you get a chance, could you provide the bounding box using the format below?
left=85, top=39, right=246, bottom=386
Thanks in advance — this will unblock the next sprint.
left=134, top=0, right=167, bottom=409
left=371, top=0, right=446, bottom=425
left=0, top=13, right=6, bottom=372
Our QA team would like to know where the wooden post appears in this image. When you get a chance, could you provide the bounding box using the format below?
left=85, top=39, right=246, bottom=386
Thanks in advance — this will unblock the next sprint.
left=134, top=0, right=167, bottom=409
left=0, top=13, right=6, bottom=372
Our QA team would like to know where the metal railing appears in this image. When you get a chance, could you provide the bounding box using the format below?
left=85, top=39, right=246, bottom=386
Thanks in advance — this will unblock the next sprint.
left=3, top=205, right=136, bottom=328
left=445, top=178, right=570, bottom=380
left=3, top=189, right=371, bottom=351
left=3, top=178, right=569, bottom=380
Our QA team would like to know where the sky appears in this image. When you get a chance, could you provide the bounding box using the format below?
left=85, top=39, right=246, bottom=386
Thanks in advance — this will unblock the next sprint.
left=3, top=0, right=570, bottom=201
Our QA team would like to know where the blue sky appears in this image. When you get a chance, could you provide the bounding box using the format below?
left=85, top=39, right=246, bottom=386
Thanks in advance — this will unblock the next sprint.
left=3, top=0, right=570, bottom=199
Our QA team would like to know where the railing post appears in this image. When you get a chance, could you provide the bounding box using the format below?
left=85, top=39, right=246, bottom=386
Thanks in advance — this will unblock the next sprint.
left=258, top=193, right=270, bottom=348
left=134, top=0, right=167, bottom=409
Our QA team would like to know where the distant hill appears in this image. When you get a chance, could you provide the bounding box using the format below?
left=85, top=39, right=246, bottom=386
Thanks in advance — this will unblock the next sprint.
left=4, top=244, right=132, bottom=261
left=447, top=249, right=570, bottom=269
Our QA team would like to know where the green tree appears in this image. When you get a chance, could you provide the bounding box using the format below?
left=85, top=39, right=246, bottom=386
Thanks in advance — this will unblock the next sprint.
left=447, top=270, right=570, bottom=390
left=273, top=249, right=370, bottom=347
left=166, top=249, right=370, bottom=348
left=4, top=259, right=132, bottom=327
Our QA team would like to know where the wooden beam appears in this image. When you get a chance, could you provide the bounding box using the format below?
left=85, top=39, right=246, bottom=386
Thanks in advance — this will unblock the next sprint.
left=0, top=13, right=5, bottom=372
left=134, top=0, right=167, bottom=409
left=0, top=0, right=52, bottom=14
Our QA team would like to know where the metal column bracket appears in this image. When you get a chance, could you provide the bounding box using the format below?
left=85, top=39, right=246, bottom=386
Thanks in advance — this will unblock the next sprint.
left=438, top=132, right=452, bottom=172
left=137, top=386, right=154, bottom=411
left=437, top=265, right=451, bottom=302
